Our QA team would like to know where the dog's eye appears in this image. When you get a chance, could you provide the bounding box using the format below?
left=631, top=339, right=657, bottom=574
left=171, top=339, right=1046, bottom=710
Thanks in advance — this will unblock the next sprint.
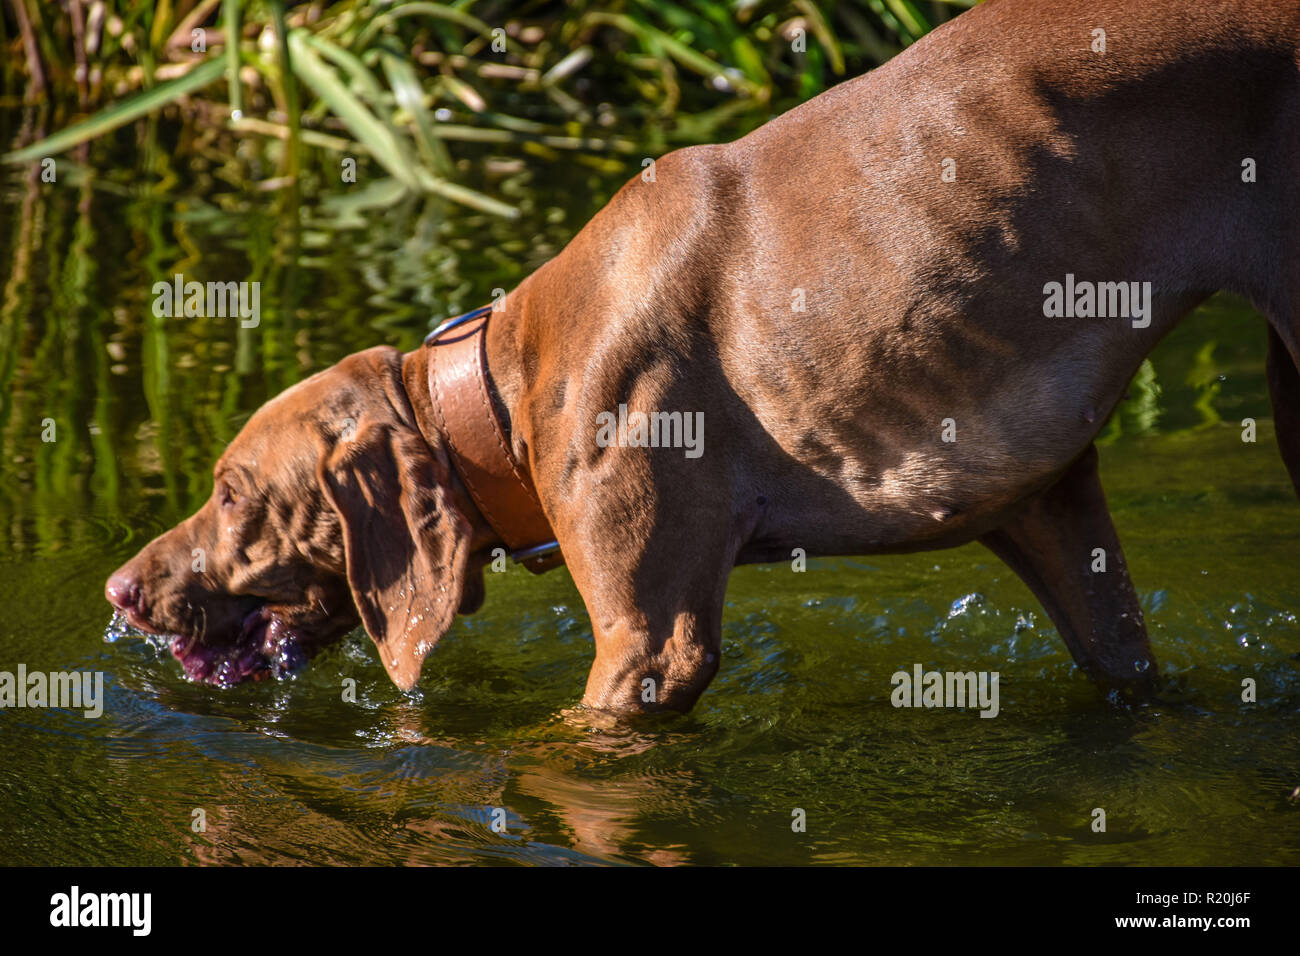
left=219, top=482, right=241, bottom=508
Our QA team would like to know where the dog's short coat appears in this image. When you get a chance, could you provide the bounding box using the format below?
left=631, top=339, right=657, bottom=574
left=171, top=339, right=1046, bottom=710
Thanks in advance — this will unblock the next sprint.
left=108, top=0, right=1300, bottom=713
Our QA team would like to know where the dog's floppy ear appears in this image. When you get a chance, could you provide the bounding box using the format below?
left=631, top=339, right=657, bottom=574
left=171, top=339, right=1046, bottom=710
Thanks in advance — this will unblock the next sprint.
left=320, top=419, right=471, bottom=690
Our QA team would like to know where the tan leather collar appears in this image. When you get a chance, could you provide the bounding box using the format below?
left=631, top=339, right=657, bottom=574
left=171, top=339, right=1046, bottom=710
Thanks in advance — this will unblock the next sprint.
left=424, top=307, right=562, bottom=574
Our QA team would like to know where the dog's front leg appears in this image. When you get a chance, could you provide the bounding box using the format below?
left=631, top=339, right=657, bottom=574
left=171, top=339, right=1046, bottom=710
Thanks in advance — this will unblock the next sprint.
left=555, top=456, right=738, bottom=715
left=577, top=602, right=724, bottom=715
left=979, top=444, right=1158, bottom=698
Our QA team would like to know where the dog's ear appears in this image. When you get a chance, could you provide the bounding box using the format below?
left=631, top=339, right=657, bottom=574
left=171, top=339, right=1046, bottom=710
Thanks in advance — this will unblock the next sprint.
left=319, top=420, right=471, bottom=690
left=458, top=564, right=486, bottom=615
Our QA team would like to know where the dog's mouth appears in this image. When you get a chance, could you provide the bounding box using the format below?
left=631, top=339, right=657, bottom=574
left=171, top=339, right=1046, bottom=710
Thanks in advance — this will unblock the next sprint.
left=169, top=607, right=310, bottom=687
left=113, top=604, right=311, bottom=688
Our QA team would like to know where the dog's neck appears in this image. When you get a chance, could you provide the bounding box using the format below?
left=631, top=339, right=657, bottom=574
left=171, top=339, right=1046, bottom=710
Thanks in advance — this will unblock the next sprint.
left=401, top=344, right=500, bottom=557
left=401, top=297, right=554, bottom=566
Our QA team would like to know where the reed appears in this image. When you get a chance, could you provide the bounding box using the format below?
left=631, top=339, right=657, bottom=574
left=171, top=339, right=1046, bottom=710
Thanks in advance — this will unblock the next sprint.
left=1, top=1, right=971, bottom=215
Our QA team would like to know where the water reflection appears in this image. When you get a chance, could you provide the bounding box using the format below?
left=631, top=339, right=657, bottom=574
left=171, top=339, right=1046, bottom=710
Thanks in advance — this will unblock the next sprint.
left=1, top=110, right=1296, bottom=866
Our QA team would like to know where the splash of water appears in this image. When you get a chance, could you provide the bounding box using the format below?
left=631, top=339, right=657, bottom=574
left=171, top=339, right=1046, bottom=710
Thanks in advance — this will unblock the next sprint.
left=103, top=610, right=130, bottom=644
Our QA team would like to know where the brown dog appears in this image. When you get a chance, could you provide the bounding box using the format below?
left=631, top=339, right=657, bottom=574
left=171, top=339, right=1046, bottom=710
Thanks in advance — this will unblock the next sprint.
left=107, top=0, right=1300, bottom=713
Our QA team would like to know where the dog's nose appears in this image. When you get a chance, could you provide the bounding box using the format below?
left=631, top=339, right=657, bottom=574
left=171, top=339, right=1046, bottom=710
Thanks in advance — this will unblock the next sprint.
left=105, top=571, right=141, bottom=611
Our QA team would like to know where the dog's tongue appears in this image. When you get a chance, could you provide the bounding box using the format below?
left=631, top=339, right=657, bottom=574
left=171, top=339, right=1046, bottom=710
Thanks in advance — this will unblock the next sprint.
left=262, top=617, right=308, bottom=677
left=170, top=612, right=306, bottom=687
left=172, top=632, right=265, bottom=687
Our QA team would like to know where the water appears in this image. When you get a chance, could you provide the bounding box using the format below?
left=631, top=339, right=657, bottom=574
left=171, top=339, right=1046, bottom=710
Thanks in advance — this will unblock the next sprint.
left=0, top=118, right=1297, bottom=866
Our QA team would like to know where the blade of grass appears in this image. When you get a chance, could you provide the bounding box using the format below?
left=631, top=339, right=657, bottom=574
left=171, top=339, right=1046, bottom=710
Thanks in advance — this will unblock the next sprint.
left=287, top=29, right=419, bottom=190
left=149, top=0, right=175, bottom=56
left=795, top=0, right=846, bottom=75
left=301, top=31, right=385, bottom=102
left=68, top=0, right=89, bottom=107
left=166, top=0, right=223, bottom=51
left=268, top=0, right=301, bottom=178
left=729, top=34, right=772, bottom=88
left=884, top=0, right=931, bottom=41
left=291, top=28, right=514, bottom=217
left=584, top=12, right=761, bottom=98
left=222, top=0, right=242, bottom=117
left=354, top=2, right=523, bottom=55
left=541, top=47, right=593, bottom=87
left=380, top=46, right=452, bottom=176
left=411, top=167, right=518, bottom=219
left=865, top=0, right=906, bottom=41
left=9, top=0, right=47, bottom=99
left=438, top=74, right=487, bottom=113
left=2, top=57, right=226, bottom=164
left=835, top=4, right=900, bottom=63
left=240, top=115, right=637, bottom=154
left=229, top=115, right=354, bottom=152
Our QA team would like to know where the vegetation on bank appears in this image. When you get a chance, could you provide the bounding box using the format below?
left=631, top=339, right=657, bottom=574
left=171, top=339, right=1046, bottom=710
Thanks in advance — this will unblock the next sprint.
left=1, top=0, right=971, bottom=214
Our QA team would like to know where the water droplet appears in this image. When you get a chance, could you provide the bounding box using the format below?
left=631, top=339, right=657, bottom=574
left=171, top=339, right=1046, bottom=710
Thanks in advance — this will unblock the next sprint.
left=948, top=593, right=985, bottom=618
left=103, top=611, right=129, bottom=644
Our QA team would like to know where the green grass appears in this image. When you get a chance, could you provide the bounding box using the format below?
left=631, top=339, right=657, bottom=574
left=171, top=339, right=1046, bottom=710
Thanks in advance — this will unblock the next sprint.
left=1, top=0, right=974, bottom=215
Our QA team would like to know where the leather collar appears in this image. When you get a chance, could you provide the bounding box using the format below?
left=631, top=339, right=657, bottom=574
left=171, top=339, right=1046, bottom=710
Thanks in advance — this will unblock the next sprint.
left=424, top=306, right=562, bottom=574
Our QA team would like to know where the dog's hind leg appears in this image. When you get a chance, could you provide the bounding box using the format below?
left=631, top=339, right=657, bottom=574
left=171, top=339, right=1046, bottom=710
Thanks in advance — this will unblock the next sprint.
left=978, top=444, right=1157, bottom=698
left=1266, top=326, right=1300, bottom=499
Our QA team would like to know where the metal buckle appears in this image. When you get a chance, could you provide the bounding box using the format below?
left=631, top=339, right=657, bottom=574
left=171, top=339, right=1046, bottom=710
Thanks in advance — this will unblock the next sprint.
left=424, top=304, right=493, bottom=346
left=509, top=540, right=561, bottom=564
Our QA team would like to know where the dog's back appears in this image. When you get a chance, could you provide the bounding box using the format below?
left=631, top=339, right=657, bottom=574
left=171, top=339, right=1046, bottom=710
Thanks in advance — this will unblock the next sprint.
left=519, top=0, right=1300, bottom=551
left=501, top=0, right=1300, bottom=708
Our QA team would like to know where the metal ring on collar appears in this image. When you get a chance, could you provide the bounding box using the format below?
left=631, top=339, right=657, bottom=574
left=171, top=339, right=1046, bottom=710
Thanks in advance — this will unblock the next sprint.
left=424, top=305, right=493, bottom=346
left=510, top=540, right=561, bottom=563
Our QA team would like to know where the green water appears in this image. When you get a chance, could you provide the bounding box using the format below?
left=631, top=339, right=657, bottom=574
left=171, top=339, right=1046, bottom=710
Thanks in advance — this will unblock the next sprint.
left=0, top=123, right=1297, bottom=866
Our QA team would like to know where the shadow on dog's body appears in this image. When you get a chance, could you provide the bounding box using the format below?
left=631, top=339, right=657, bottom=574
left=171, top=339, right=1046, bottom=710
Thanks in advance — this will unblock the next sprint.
left=490, top=0, right=1300, bottom=709
left=108, top=0, right=1300, bottom=714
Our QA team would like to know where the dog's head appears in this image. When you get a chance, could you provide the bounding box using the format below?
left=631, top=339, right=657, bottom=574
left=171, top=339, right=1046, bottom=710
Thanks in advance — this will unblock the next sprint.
left=105, top=346, right=485, bottom=689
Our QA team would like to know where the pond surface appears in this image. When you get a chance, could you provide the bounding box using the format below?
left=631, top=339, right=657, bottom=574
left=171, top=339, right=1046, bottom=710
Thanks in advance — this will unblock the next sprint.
left=1, top=113, right=1297, bottom=866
